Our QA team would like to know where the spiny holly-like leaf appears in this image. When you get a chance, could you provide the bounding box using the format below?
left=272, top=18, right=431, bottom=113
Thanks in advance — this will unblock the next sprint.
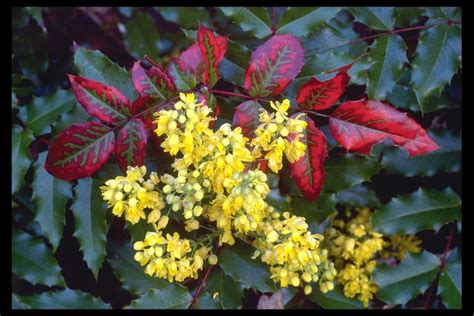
left=366, top=34, right=407, bottom=100
left=198, top=24, right=227, bottom=87
left=373, top=252, right=441, bottom=305
left=45, top=122, right=115, bottom=181
left=12, top=229, right=65, bottom=287
left=288, top=115, right=327, bottom=201
left=334, top=184, right=381, bottom=208
left=124, top=11, right=160, bottom=61
left=74, top=46, right=138, bottom=101
left=347, top=7, right=395, bottom=31
left=219, top=7, right=272, bottom=39
left=373, top=131, right=461, bottom=177
left=202, top=266, right=244, bottom=309
left=166, top=58, right=198, bottom=91
left=372, top=187, right=461, bottom=235
left=126, top=286, right=192, bottom=309
left=131, top=61, right=174, bottom=100
left=323, top=153, right=381, bottom=193
left=296, top=72, right=349, bottom=110
left=410, top=24, right=461, bottom=109
left=290, top=193, right=337, bottom=228
left=179, top=44, right=206, bottom=78
left=18, top=89, right=76, bottom=136
left=309, top=285, right=364, bottom=309
left=33, top=152, right=73, bottom=252
left=277, top=7, right=340, bottom=37
left=244, top=34, right=304, bottom=97
left=14, top=289, right=110, bottom=309
left=108, top=241, right=159, bottom=295
left=70, top=178, right=107, bottom=280
left=115, top=118, right=148, bottom=173
left=68, top=74, right=132, bottom=124
left=438, top=261, right=461, bottom=309
left=12, top=125, right=34, bottom=194
left=232, top=100, right=264, bottom=139
left=219, top=240, right=278, bottom=292
left=329, top=100, right=439, bottom=156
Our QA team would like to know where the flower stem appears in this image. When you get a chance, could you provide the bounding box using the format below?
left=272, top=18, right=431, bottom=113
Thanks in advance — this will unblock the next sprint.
left=209, top=89, right=270, bottom=103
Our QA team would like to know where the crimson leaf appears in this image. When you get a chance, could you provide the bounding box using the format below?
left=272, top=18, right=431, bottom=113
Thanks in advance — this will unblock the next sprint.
left=329, top=100, right=439, bottom=156
left=197, top=25, right=228, bottom=87
left=296, top=72, right=349, bottom=110
left=244, top=34, right=304, bottom=97
left=232, top=100, right=265, bottom=139
left=45, top=122, right=115, bottom=181
left=115, top=118, right=148, bottom=173
left=68, top=74, right=131, bottom=124
left=131, top=61, right=174, bottom=100
left=288, top=114, right=327, bottom=201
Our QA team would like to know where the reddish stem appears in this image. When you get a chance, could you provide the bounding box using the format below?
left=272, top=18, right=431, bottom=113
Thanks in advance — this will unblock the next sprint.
left=423, top=224, right=457, bottom=309
left=144, top=55, right=160, bottom=68
left=298, top=108, right=330, bottom=118
left=271, top=7, right=277, bottom=34
left=307, top=20, right=462, bottom=56
left=188, top=246, right=223, bottom=309
left=209, top=89, right=270, bottom=103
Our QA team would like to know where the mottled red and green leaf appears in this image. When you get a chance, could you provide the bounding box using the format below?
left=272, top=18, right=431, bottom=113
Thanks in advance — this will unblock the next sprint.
left=45, top=122, right=115, bottom=181
left=296, top=73, right=349, bottom=110
left=115, top=118, right=148, bottom=173
left=329, top=100, right=439, bottom=156
left=131, top=61, right=174, bottom=100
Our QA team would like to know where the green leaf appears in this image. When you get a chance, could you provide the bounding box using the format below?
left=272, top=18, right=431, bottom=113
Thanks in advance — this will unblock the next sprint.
left=276, top=7, right=340, bottom=37
left=410, top=24, right=461, bottom=110
left=375, top=131, right=461, bottom=177
left=12, top=125, right=34, bottom=194
left=290, top=193, right=337, bottom=229
left=71, top=178, right=108, bottom=280
left=51, top=103, right=89, bottom=137
left=394, top=7, right=423, bottom=28
left=12, top=294, right=31, bottom=309
left=266, top=189, right=291, bottom=211
left=124, top=12, right=160, bottom=61
left=334, top=184, right=381, bottom=208
left=347, top=7, right=395, bottom=31
left=126, top=285, right=192, bottom=309
left=13, top=17, right=48, bottom=76
left=323, top=154, right=381, bottom=193
left=32, top=152, right=73, bottom=251
left=372, top=187, right=461, bottom=235
left=12, top=229, right=65, bottom=287
left=202, top=266, right=244, bottom=309
left=14, top=289, right=110, bottom=309
left=366, top=34, right=407, bottom=100
left=108, top=241, right=161, bottom=295
left=157, top=7, right=211, bottom=29
left=74, top=46, right=138, bottom=101
left=373, top=252, right=441, bottom=305
left=219, top=241, right=277, bottom=292
left=12, top=74, right=35, bottom=100
left=194, top=292, right=221, bottom=309
left=219, top=7, right=272, bottom=39
left=219, top=39, right=251, bottom=86
left=309, top=285, right=364, bottom=309
left=18, top=89, right=76, bottom=136
left=438, top=261, right=461, bottom=309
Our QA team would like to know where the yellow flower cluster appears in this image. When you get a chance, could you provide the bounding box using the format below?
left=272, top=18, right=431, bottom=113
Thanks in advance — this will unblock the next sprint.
left=324, top=208, right=384, bottom=307
left=380, top=234, right=422, bottom=261
left=101, top=166, right=164, bottom=224
left=252, top=99, right=308, bottom=172
left=101, top=93, right=334, bottom=293
left=254, top=211, right=337, bottom=295
left=133, top=231, right=210, bottom=282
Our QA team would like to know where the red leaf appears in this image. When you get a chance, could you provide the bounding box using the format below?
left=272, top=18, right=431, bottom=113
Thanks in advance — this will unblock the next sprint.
left=288, top=115, right=327, bottom=201
left=244, top=34, right=304, bottom=97
left=179, top=44, right=206, bottom=78
left=68, top=74, right=131, bottom=124
left=131, top=61, right=174, bottom=100
left=197, top=25, right=227, bottom=87
left=329, top=100, right=440, bottom=156
left=45, top=122, right=115, bottom=181
left=115, top=118, right=148, bottom=173
left=232, top=100, right=265, bottom=139
left=296, top=73, right=350, bottom=110
left=166, top=58, right=198, bottom=91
